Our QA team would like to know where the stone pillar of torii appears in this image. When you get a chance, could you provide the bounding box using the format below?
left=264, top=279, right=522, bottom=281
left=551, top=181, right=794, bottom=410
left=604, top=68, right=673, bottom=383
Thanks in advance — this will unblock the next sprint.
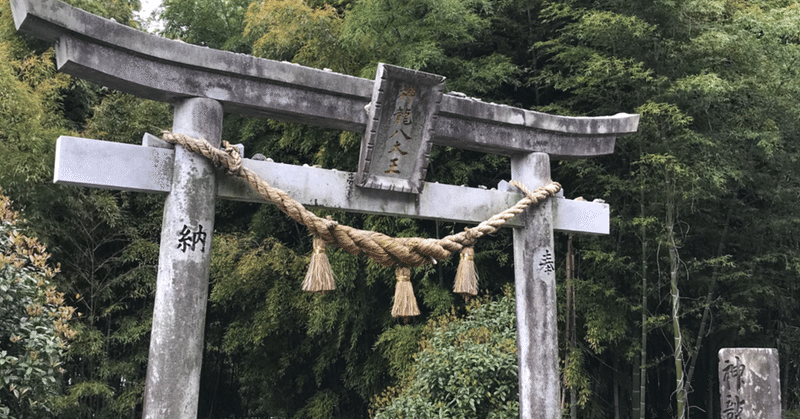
left=11, top=1, right=640, bottom=418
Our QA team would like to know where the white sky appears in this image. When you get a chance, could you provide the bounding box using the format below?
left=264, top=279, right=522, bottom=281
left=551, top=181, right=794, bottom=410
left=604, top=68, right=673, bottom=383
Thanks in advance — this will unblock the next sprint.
left=136, top=0, right=163, bottom=32
left=139, top=0, right=161, bottom=17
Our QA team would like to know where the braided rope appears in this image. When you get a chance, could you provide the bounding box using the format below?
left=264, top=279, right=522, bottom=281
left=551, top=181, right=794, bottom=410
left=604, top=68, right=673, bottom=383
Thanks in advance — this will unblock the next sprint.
left=161, top=132, right=561, bottom=267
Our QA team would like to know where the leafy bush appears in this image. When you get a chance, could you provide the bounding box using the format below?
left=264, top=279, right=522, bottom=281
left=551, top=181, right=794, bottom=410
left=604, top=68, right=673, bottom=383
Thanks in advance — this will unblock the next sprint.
left=373, top=289, right=519, bottom=419
left=0, top=191, right=75, bottom=419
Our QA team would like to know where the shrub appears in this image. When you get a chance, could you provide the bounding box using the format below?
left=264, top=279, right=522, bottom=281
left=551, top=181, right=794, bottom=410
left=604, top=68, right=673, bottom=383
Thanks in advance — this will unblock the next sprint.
left=373, top=289, right=519, bottom=419
left=0, top=191, right=75, bottom=419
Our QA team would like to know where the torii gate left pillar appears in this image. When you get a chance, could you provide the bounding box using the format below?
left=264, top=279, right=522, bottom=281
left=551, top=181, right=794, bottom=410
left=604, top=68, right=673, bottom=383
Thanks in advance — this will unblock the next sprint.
left=143, top=98, right=222, bottom=418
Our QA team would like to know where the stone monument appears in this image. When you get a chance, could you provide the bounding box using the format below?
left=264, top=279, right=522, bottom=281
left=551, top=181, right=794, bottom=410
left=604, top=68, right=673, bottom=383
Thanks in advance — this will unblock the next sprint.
left=719, top=348, right=781, bottom=419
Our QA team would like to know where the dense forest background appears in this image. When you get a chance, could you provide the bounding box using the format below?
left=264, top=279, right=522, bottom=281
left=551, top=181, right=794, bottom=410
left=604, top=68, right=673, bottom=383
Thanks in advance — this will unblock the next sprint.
left=1, top=0, right=799, bottom=418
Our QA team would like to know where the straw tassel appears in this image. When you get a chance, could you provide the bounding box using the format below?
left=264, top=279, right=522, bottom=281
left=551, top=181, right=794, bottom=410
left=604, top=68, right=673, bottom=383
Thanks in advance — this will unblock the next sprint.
left=454, top=246, right=478, bottom=300
left=391, top=267, right=420, bottom=319
left=302, top=236, right=335, bottom=293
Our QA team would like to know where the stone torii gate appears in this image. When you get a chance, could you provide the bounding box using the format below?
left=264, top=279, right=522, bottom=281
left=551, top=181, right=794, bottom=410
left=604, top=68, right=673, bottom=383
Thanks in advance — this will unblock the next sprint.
left=11, top=1, right=639, bottom=418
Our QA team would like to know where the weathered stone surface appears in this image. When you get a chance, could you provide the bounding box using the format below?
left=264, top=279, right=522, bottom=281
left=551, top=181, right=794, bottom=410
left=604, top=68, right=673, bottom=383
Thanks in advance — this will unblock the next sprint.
left=512, top=153, right=559, bottom=419
left=11, top=0, right=639, bottom=158
left=141, top=132, right=174, bottom=149
left=54, top=136, right=174, bottom=193
left=54, top=36, right=370, bottom=132
left=358, top=64, right=445, bottom=193
left=434, top=109, right=629, bottom=157
left=54, top=136, right=611, bottom=233
left=142, top=98, right=223, bottom=419
left=718, top=348, right=781, bottom=419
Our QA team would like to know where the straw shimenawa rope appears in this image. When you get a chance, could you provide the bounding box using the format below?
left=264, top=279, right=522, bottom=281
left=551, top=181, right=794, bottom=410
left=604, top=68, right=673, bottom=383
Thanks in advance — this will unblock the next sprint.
left=161, top=132, right=561, bottom=268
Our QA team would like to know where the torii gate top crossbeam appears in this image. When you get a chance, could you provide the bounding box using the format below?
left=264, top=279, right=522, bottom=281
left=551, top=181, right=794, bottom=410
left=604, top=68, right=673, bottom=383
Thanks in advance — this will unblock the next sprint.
left=11, top=0, right=639, bottom=159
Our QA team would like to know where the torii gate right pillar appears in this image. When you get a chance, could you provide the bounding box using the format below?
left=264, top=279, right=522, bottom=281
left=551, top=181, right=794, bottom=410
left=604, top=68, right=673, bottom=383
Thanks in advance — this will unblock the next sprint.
left=512, top=152, right=559, bottom=418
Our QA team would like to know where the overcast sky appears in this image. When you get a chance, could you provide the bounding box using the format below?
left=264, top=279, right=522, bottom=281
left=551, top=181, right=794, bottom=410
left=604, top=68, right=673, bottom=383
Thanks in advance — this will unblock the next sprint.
left=136, top=0, right=163, bottom=32
left=139, top=0, right=161, bottom=17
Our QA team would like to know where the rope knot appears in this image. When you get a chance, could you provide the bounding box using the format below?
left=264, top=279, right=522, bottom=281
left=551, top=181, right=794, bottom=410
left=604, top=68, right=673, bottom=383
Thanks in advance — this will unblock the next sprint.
left=510, top=180, right=561, bottom=202
left=462, top=227, right=479, bottom=247
left=396, top=267, right=411, bottom=282
left=222, top=141, right=244, bottom=176
left=323, top=215, right=338, bottom=231
left=545, top=182, right=562, bottom=196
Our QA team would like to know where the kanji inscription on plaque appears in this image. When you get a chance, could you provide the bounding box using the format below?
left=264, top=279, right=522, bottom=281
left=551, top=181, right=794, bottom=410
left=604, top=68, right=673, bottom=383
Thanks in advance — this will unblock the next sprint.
left=357, top=64, right=445, bottom=193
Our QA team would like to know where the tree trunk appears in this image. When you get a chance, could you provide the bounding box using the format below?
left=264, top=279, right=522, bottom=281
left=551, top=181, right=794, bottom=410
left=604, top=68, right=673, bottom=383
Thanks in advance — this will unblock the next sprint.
left=707, top=368, right=714, bottom=419
left=614, top=355, right=620, bottom=419
left=666, top=174, right=687, bottom=419
left=633, top=353, right=642, bottom=419
left=634, top=177, right=648, bottom=419
left=566, top=235, right=578, bottom=419
left=686, top=212, right=729, bottom=388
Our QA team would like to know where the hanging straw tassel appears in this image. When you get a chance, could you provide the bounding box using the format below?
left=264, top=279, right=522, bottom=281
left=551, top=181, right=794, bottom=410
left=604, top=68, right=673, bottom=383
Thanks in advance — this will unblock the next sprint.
left=391, top=267, right=420, bottom=319
left=302, top=236, right=335, bottom=293
left=454, top=246, right=478, bottom=300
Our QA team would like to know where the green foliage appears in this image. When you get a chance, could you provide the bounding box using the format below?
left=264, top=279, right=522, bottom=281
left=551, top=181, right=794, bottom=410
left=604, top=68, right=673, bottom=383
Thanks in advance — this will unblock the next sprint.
left=341, top=0, right=522, bottom=96
left=244, top=0, right=521, bottom=98
left=44, top=190, right=158, bottom=419
left=207, top=233, right=397, bottom=418
left=534, top=5, right=658, bottom=114
left=0, top=191, right=76, bottom=419
left=43, top=89, right=168, bottom=418
left=562, top=348, right=590, bottom=407
left=786, top=409, right=800, bottom=419
left=62, top=0, right=141, bottom=27
left=342, top=0, right=486, bottom=72
left=0, top=6, right=170, bottom=416
left=244, top=0, right=347, bottom=71
left=374, top=324, right=424, bottom=383
left=373, top=291, right=519, bottom=419
left=0, top=11, right=71, bottom=195
left=160, top=0, right=252, bottom=51
left=568, top=274, right=629, bottom=354
left=82, top=91, right=172, bottom=144
left=539, top=0, right=800, bottom=415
